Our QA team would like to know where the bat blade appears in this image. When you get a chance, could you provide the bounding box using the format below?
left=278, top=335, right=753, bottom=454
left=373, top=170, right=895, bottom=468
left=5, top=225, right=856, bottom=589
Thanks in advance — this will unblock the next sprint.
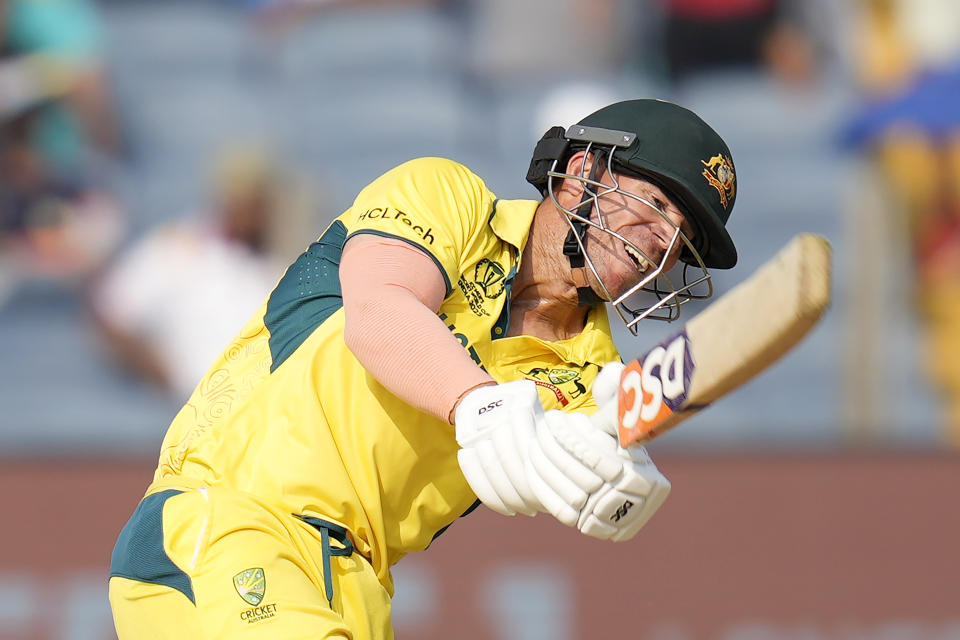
left=611, top=233, right=832, bottom=447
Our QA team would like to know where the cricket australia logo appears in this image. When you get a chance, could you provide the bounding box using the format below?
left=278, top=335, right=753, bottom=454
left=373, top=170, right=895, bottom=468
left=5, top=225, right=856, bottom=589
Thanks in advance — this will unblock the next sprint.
left=234, top=568, right=266, bottom=606
left=701, top=154, right=736, bottom=209
left=458, top=259, right=506, bottom=317
left=234, top=567, right=279, bottom=624
left=523, top=367, right=586, bottom=406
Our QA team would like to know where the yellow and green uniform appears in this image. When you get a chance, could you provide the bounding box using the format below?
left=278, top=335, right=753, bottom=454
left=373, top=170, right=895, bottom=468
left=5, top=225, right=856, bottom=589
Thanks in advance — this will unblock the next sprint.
left=109, top=157, right=620, bottom=639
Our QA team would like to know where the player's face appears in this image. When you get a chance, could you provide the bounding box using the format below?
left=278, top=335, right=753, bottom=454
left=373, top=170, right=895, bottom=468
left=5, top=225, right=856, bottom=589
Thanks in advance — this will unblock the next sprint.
left=584, top=172, right=694, bottom=300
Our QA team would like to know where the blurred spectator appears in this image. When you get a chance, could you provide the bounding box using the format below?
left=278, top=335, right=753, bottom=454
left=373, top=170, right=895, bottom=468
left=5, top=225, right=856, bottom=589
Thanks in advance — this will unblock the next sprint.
left=90, top=147, right=293, bottom=401
left=657, top=0, right=817, bottom=86
left=853, top=0, right=960, bottom=95
left=0, top=107, right=124, bottom=278
left=0, top=0, right=126, bottom=303
left=843, top=0, right=960, bottom=446
left=1, top=0, right=122, bottom=170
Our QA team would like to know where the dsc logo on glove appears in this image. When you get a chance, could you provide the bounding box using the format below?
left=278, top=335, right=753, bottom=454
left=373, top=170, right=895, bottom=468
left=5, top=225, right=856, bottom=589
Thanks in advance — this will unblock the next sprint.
left=478, top=400, right=504, bottom=415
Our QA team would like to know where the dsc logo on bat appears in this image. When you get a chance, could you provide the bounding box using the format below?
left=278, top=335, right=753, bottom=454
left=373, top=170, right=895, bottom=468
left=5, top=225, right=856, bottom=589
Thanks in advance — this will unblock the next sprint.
left=618, top=331, right=694, bottom=436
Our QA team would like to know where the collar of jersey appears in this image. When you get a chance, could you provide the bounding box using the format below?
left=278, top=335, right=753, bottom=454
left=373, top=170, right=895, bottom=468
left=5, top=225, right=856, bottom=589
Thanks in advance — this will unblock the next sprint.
left=488, top=198, right=538, bottom=252
left=491, top=304, right=620, bottom=367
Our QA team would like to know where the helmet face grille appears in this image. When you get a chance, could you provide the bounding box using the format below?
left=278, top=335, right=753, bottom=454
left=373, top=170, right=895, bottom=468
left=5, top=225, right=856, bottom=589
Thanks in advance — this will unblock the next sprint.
left=571, top=99, right=738, bottom=269
left=545, top=142, right=714, bottom=331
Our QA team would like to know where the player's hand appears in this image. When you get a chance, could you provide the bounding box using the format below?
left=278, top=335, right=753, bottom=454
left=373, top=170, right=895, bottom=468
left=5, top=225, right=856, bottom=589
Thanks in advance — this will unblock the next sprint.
left=454, top=380, right=544, bottom=517
left=527, top=409, right=671, bottom=541
left=590, top=360, right=625, bottom=437
left=577, top=441, right=670, bottom=541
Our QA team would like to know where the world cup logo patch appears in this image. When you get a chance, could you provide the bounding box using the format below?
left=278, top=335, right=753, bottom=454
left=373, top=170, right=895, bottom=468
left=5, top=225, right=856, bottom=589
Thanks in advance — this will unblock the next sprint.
left=701, top=154, right=736, bottom=209
left=233, top=568, right=266, bottom=606
left=474, top=259, right=506, bottom=299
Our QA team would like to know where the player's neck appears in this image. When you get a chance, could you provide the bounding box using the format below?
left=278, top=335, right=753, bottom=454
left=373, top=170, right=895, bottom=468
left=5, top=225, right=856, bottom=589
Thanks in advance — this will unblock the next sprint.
left=507, top=297, right=588, bottom=341
left=507, top=203, right=589, bottom=341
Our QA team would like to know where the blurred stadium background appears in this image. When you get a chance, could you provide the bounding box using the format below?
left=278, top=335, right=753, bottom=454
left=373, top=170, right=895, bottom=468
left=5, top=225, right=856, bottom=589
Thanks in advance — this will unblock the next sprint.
left=1, top=0, right=959, bottom=638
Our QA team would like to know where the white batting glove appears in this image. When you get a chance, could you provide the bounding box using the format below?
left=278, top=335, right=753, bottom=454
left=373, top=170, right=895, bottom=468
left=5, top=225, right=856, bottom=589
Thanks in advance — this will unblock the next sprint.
left=520, top=359, right=626, bottom=524
left=591, top=361, right=625, bottom=437
left=576, top=430, right=671, bottom=541
left=585, top=360, right=670, bottom=540
left=454, top=380, right=544, bottom=517
left=527, top=409, right=671, bottom=542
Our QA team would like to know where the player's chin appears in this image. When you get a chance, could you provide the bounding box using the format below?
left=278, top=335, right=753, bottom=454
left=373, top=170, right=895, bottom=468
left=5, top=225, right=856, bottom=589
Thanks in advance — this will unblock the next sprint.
left=583, top=270, right=613, bottom=302
left=598, top=271, right=636, bottom=302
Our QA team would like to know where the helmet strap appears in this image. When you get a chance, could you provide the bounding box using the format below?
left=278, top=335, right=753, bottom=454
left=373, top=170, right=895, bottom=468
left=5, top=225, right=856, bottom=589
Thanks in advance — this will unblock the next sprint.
left=562, top=225, right=586, bottom=268
left=562, top=149, right=605, bottom=269
left=576, top=286, right=602, bottom=307
left=569, top=239, right=600, bottom=309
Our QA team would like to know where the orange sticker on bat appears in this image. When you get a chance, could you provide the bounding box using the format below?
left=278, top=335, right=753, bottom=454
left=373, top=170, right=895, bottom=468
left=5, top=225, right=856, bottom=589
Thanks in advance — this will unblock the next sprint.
left=618, top=331, right=694, bottom=444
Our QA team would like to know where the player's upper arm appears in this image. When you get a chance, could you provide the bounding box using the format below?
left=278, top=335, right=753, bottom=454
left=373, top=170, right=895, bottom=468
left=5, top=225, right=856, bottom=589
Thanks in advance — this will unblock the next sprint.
left=339, top=233, right=447, bottom=312
left=339, top=231, right=495, bottom=423
left=341, top=157, right=492, bottom=292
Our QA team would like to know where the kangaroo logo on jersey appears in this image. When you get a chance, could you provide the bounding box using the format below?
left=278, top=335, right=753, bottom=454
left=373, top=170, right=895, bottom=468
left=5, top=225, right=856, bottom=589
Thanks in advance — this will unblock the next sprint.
left=701, top=154, right=736, bottom=209
left=523, top=367, right=587, bottom=406
left=618, top=331, right=694, bottom=439
left=233, top=568, right=266, bottom=606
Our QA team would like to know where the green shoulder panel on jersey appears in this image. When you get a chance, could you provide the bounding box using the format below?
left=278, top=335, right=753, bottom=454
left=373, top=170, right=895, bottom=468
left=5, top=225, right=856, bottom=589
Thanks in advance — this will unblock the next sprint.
left=265, top=220, right=347, bottom=372
left=110, top=490, right=195, bottom=604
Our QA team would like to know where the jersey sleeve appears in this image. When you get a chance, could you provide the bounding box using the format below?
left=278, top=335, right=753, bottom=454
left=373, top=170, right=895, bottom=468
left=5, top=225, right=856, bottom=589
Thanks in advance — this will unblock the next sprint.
left=341, top=157, right=494, bottom=296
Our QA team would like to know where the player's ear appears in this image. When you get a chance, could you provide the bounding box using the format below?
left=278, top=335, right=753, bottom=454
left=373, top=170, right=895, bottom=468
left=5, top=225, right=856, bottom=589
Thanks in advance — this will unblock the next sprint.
left=565, top=150, right=594, bottom=180
left=557, top=150, right=593, bottom=200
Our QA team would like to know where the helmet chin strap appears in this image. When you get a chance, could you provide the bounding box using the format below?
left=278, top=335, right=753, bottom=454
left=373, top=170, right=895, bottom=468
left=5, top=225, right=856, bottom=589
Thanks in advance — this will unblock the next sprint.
left=570, top=267, right=602, bottom=307
left=577, top=287, right=601, bottom=306
left=563, top=151, right=606, bottom=307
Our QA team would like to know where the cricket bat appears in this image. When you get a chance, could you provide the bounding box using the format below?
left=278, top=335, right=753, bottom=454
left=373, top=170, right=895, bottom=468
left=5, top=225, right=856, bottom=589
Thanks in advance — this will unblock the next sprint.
left=604, top=233, right=832, bottom=448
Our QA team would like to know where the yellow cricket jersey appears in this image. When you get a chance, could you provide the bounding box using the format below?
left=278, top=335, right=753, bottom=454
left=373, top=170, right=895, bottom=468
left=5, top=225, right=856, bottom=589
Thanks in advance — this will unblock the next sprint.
left=147, top=157, right=621, bottom=593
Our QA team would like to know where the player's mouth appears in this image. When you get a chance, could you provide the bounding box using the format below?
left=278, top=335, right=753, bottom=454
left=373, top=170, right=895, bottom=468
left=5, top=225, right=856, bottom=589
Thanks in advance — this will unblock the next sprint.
left=624, top=243, right=652, bottom=273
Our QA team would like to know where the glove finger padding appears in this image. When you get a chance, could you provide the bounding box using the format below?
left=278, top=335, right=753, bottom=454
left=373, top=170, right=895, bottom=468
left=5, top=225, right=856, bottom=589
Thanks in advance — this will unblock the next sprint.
left=527, top=410, right=618, bottom=527
left=541, top=410, right=622, bottom=482
left=458, top=439, right=529, bottom=516
left=526, top=406, right=671, bottom=541
left=537, top=411, right=608, bottom=489
left=590, top=361, right=625, bottom=437
left=526, top=456, right=581, bottom=526
left=457, top=447, right=516, bottom=516
left=592, top=361, right=625, bottom=406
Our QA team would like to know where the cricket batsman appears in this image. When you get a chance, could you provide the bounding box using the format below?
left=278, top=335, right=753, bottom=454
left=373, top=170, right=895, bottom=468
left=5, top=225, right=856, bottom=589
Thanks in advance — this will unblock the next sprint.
left=108, top=99, right=738, bottom=638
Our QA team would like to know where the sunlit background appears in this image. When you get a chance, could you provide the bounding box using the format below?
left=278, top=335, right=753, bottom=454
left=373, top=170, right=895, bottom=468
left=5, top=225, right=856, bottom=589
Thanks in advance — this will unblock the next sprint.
left=2, top=0, right=959, bottom=638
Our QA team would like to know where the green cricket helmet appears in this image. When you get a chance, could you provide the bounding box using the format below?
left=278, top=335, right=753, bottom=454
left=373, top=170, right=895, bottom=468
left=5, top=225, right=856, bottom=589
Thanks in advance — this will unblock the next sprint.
left=525, top=98, right=738, bottom=330
left=528, top=98, right=738, bottom=269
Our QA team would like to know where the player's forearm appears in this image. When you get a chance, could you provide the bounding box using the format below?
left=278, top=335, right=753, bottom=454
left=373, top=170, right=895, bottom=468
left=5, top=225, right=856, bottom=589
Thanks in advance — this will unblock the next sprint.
left=343, top=285, right=494, bottom=423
